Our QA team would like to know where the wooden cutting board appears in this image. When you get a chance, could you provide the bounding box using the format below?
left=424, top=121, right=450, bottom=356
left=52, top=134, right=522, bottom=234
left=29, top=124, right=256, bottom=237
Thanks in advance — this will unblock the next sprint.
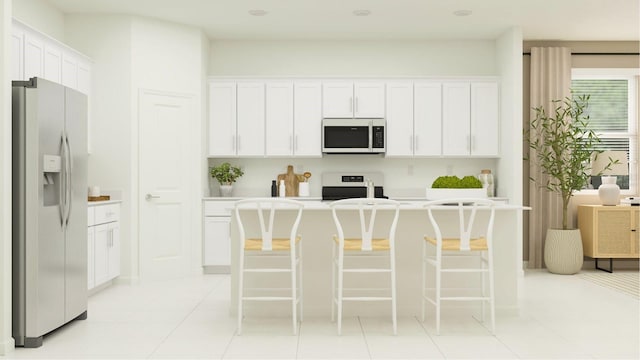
left=277, top=165, right=301, bottom=197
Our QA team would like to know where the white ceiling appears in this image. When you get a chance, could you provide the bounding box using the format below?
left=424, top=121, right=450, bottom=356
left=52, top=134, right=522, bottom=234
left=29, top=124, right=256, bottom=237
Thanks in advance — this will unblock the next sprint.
left=48, top=0, right=640, bottom=41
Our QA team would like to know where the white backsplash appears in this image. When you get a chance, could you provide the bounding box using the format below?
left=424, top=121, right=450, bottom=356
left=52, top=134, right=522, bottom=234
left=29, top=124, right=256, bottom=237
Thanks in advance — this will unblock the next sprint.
left=207, top=157, right=499, bottom=198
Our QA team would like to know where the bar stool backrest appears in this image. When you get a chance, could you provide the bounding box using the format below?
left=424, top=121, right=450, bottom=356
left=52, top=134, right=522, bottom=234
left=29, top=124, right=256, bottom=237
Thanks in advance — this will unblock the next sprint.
left=234, top=198, right=304, bottom=251
left=330, top=198, right=400, bottom=251
left=423, top=198, right=496, bottom=251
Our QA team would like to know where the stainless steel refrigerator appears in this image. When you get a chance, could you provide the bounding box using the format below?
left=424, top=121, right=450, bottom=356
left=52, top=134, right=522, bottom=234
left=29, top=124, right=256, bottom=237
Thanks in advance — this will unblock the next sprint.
left=12, top=77, right=88, bottom=348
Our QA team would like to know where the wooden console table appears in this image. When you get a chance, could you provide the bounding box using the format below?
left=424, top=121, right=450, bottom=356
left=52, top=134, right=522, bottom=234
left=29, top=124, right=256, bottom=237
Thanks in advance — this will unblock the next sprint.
left=578, top=205, right=640, bottom=272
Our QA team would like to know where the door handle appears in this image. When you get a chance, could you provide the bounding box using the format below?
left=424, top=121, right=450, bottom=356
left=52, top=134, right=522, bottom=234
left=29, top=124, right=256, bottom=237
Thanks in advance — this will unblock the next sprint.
left=145, top=194, right=160, bottom=200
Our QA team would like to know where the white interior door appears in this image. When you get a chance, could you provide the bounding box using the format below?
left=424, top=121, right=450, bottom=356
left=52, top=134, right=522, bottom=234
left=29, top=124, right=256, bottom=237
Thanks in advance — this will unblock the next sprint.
left=139, top=90, right=194, bottom=280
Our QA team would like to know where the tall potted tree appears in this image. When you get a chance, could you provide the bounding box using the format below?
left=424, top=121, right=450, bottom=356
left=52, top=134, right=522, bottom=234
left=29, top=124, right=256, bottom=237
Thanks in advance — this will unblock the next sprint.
left=526, top=94, right=613, bottom=274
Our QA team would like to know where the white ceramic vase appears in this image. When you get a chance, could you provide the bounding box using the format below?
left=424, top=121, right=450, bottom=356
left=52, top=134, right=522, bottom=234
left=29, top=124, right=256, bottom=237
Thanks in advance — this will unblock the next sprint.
left=219, top=184, right=233, bottom=197
left=599, top=176, right=620, bottom=206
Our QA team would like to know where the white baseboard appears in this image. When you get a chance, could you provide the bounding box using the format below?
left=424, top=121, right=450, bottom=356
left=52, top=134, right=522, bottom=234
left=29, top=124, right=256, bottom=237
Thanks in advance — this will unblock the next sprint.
left=0, top=336, right=15, bottom=356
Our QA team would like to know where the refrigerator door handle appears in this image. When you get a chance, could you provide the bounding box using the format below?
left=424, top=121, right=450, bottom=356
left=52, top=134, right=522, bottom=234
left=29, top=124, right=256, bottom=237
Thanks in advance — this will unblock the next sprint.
left=59, top=134, right=67, bottom=228
left=64, top=133, right=73, bottom=226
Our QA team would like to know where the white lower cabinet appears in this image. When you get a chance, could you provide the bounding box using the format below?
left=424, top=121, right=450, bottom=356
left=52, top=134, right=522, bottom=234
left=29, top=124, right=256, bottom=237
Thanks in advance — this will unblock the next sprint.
left=203, top=200, right=234, bottom=273
left=88, top=202, right=121, bottom=290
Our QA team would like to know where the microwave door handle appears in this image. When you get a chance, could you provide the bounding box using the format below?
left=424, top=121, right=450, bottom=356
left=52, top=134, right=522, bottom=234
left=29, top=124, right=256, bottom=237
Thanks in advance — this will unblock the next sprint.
left=368, top=121, right=373, bottom=151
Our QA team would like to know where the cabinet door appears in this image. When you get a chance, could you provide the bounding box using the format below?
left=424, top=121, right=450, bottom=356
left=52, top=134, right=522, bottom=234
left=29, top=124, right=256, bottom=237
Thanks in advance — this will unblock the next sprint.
left=94, top=223, right=110, bottom=286
left=43, top=43, right=62, bottom=83
left=23, top=33, right=44, bottom=79
left=77, top=60, right=91, bottom=95
left=354, top=82, right=385, bottom=118
left=208, top=81, right=237, bottom=156
left=633, top=209, right=640, bottom=256
left=87, top=226, right=95, bottom=289
left=596, top=209, right=633, bottom=257
left=11, top=28, right=24, bottom=80
left=203, top=217, right=231, bottom=267
left=322, top=82, right=353, bottom=118
left=414, top=82, right=442, bottom=156
left=265, top=82, right=294, bottom=156
left=293, top=81, right=322, bottom=157
left=62, top=52, right=78, bottom=89
left=471, top=82, right=499, bottom=156
left=108, top=222, right=121, bottom=279
left=385, top=82, right=414, bottom=157
left=237, top=82, right=265, bottom=156
left=442, top=82, right=471, bottom=156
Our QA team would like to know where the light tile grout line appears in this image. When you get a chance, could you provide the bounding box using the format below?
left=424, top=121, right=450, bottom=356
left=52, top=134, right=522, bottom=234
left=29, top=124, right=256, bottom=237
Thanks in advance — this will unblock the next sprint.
left=358, top=316, right=373, bottom=360
left=144, top=276, right=231, bottom=359
left=415, top=315, right=447, bottom=359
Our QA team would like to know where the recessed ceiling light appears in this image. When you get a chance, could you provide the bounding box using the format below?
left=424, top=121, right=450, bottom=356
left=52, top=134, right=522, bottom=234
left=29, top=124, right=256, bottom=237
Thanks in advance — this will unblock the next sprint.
left=453, top=9, right=472, bottom=16
left=353, top=9, right=371, bottom=17
left=248, top=9, right=268, bottom=16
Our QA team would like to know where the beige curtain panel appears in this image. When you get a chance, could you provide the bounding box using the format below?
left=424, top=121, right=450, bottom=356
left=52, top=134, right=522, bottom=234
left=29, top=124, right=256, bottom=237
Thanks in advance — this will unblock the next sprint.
left=528, top=47, right=572, bottom=269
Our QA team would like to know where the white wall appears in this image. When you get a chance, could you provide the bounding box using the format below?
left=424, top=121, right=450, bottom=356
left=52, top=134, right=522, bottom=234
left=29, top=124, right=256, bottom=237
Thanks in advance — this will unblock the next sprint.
left=209, top=40, right=497, bottom=76
left=130, top=17, right=206, bottom=276
left=65, top=15, right=207, bottom=281
left=12, top=0, right=63, bottom=42
left=1, top=0, right=14, bottom=355
left=65, top=14, right=136, bottom=280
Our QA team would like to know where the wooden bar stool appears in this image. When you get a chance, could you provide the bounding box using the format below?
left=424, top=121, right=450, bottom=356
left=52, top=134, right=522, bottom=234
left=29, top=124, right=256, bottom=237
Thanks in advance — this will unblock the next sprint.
left=235, top=198, right=304, bottom=335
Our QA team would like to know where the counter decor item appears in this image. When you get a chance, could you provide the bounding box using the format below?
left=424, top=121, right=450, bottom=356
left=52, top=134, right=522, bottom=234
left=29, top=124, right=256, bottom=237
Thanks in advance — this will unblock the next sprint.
left=298, top=171, right=312, bottom=197
left=277, top=165, right=301, bottom=197
left=478, top=169, right=495, bottom=197
left=271, top=180, right=277, bottom=197
left=210, top=162, right=244, bottom=197
left=525, top=95, right=613, bottom=274
left=591, top=150, right=628, bottom=206
left=425, top=175, right=486, bottom=200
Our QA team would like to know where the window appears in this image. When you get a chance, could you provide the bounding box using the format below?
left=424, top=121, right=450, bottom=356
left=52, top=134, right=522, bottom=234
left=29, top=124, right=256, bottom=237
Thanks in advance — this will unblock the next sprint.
left=572, top=68, right=638, bottom=194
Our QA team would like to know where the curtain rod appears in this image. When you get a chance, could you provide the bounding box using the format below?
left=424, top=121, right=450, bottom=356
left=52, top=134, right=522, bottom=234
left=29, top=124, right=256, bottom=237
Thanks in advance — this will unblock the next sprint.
left=523, top=52, right=639, bottom=56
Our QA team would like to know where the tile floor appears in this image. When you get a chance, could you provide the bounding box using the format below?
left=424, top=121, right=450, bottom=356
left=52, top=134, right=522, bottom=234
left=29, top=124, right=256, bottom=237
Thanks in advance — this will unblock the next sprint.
left=2, top=269, right=639, bottom=359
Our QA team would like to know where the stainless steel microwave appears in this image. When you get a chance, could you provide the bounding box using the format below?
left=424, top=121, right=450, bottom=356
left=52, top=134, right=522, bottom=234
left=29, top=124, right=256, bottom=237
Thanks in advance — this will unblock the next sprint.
left=322, top=118, right=385, bottom=154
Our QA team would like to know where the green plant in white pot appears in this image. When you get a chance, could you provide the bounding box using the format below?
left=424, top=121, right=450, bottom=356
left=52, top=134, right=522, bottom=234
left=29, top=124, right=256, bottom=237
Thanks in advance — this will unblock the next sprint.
left=525, top=94, right=613, bottom=274
left=210, top=162, right=244, bottom=197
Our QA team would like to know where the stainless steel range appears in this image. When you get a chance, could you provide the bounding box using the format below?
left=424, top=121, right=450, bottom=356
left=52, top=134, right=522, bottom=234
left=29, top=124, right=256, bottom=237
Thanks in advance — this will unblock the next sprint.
left=321, top=172, right=386, bottom=200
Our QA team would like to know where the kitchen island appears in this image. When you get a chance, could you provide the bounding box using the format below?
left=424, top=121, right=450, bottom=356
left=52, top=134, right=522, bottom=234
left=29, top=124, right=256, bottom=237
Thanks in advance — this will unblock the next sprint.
left=228, top=200, right=527, bottom=318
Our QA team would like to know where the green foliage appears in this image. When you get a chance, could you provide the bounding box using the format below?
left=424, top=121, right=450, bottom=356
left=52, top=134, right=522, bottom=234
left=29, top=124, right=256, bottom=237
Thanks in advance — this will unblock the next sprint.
left=460, top=176, right=483, bottom=188
left=524, top=94, right=611, bottom=230
left=210, top=162, right=244, bottom=185
left=432, top=175, right=482, bottom=189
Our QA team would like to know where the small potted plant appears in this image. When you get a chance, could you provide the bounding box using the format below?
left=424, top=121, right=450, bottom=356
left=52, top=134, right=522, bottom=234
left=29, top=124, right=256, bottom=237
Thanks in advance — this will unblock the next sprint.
left=210, top=162, right=244, bottom=197
left=426, top=175, right=486, bottom=200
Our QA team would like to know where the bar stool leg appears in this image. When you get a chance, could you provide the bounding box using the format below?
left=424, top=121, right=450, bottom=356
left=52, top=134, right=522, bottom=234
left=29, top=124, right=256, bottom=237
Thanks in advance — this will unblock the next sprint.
left=337, top=248, right=344, bottom=335
left=299, top=244, right=304, bottom=322
left=390, top=248, right=397, bottom=335
left=291, top=247, right=297, bottom=335
left=237, top=248, right=245, bottom=336
left=331, top=241, right=336, bottom=322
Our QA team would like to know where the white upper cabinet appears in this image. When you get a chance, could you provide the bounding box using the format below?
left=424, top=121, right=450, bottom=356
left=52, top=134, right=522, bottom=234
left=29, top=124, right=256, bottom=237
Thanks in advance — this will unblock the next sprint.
left=236, top=82, right=265, bottom=157
left=23, top=32, right=44, bottom=80
left=43, top=43, right=62, bottom=83
left=470, top=82, right=499, bottom=156
left=414, top=82, right=443, bottom=156
left=322, top=81, right=385, bottom=118
left=265, top=82, right=294, bottom=156
left=442, top=81, right=499, bottom=157
left=386, top=81, right=442, bottom=157
left=442, top=82, right=471, bottom=156
left=385, top=82, right=414, bottom=157
left=62, top=52, right=78, bottom=89
left=208, top=81, right=237, bottom=157
left=293, top=81, right=322, bottom=157
left=13, top=20, right=91, bottom=95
